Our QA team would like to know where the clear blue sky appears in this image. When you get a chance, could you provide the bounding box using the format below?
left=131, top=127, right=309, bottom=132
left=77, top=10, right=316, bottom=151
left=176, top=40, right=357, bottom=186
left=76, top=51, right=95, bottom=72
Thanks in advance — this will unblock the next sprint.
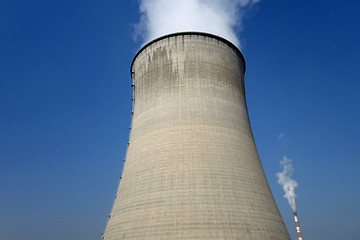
left=1, top=1, right=359, bottom=239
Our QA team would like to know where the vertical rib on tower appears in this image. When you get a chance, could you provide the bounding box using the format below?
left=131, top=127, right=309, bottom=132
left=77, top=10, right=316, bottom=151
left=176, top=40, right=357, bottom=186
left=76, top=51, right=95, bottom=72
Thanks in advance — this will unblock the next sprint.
left=103, top=32, right=290, bottom=239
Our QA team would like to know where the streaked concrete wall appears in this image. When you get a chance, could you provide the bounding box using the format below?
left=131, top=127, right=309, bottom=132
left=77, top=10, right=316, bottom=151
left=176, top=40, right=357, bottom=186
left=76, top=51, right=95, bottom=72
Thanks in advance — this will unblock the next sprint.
left=103, top=32, right=290, bottom=240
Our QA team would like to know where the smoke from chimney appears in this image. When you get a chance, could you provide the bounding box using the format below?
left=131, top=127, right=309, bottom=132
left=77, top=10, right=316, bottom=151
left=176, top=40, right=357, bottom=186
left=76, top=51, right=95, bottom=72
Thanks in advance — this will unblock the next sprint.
left=276, top=156, right=298, bottom=211
left=135, top=0, right=260, bottom=47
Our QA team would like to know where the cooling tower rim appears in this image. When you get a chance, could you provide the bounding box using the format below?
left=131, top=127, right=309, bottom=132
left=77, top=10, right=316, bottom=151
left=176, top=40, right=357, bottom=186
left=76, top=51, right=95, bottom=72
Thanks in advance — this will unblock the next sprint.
left=130, top=31, right=246, bottom=76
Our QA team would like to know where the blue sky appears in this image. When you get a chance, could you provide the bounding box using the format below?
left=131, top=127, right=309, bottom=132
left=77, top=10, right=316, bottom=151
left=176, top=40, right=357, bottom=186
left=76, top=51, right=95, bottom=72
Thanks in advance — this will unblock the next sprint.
left=1, top=0, right=359, bottom=239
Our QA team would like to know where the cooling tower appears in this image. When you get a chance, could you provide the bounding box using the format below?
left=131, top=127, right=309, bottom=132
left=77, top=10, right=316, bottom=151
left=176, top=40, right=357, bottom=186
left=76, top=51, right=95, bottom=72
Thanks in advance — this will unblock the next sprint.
left=103, top=32, right=290, bottom=240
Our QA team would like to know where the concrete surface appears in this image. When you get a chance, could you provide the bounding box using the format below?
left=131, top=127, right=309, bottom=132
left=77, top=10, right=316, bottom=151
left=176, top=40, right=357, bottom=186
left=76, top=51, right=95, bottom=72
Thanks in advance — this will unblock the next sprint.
left=103, top=32, right=290, bottom=240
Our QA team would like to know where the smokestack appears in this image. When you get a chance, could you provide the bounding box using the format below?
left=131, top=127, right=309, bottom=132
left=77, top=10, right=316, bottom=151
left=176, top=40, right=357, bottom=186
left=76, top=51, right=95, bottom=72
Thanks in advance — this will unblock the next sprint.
left=293, top=211, right=303, bottom=240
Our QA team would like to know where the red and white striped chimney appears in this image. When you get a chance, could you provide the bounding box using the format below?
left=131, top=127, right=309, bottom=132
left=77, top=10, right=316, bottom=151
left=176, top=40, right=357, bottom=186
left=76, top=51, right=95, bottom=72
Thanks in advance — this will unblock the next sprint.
left=293, top=211, right=303, bottom=240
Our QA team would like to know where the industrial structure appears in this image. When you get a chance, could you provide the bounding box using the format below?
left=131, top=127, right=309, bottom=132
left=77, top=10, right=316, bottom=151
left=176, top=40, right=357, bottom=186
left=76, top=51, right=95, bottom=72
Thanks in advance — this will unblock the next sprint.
left=103, top=32, right=290, bottom=239
left=293, top=211, right=303, bottom=240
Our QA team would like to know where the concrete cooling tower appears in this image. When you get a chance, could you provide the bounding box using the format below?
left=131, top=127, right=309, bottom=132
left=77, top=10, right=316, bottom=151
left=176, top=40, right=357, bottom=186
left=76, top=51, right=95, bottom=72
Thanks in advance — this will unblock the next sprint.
left=103, top=32, right=290, bottom=239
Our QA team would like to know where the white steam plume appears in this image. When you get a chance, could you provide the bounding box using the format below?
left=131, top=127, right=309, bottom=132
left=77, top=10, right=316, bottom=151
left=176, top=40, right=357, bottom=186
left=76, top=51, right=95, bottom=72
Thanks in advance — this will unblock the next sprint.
left=135, top=0, right=261, bottom=48
left=276, top=156, right=298, bottom=211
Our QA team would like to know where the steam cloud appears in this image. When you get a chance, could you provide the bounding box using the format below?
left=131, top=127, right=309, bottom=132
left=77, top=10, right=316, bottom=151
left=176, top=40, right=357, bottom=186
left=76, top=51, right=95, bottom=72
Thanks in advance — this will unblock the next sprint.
left=276, top=156, right=298, bottom=211
left=277, top=133, right=285, bottom=140
left=135, top=0, right=261, bottom=47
